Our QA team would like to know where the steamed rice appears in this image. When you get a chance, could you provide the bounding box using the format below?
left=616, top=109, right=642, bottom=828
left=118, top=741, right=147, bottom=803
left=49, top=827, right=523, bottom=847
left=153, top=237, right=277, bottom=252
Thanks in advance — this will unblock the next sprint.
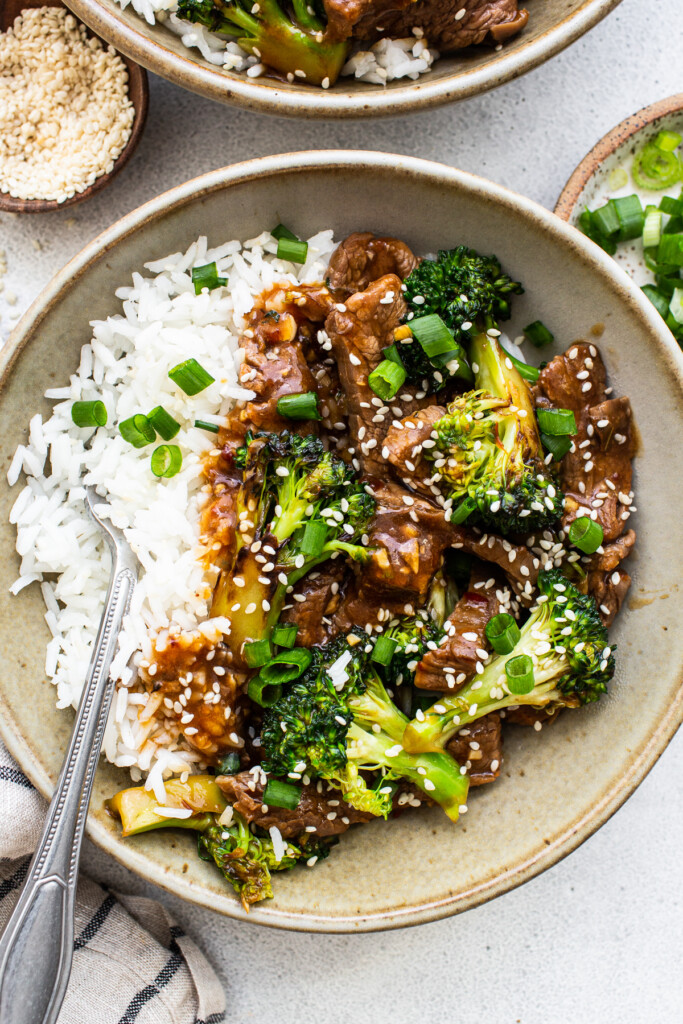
left=8, top=228, right=337, bottom=793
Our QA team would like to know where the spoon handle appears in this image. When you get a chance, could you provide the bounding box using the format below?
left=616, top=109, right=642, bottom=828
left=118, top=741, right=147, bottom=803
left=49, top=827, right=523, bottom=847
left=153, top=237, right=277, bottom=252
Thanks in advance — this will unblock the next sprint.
left=0, top=524, right=137, bottom=1024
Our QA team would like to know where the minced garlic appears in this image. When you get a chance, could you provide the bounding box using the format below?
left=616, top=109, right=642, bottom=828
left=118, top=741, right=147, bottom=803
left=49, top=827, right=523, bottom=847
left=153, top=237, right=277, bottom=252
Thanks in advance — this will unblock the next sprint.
left=0, top=7, right=135, bottom=203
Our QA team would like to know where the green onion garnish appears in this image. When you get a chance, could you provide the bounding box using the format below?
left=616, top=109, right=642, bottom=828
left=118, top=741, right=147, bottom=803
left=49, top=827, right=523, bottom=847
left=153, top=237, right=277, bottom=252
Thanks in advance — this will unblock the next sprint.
left=150, top=444, right=182, bottom=478
left=168, top=358, right=215, bottom=396
left=191, top=262, right=227, bottom=295
left=568, top=516, right=604, bottom=554
left=247, top=675, right=282, bottom=708
left=642, top=207, right=663, bottom=249
left=382, top=343, right=405, bottom=367
left=540, top=432, right=572, bottom=462
left=591, top=201, right=620, bottom=238
left=451, top=496, right=477, bottom=524
left=194, top=419, right=220, bottom=433
left=657, top=233, right=683, bottom=267
left=536, top=408, right=577, bottom=436
left=505, top=654, right=535, bottom=695
left=410, top=314, right=457, bottom=358
left=243, top=638, right=272, bottom=668
left=147, top=406, right=180, bottom=441
left=300, top=519, right=327, bottom=557
left=119, top=413, right=156, bottom=449
left=523, top=321, right=554, bottom=347
left=277, top=237, right=308, bottom=264
left=276, top=391, right=320, bottom=420
left=669, top=287, right=683, bottom=325
left=263, top=779, right=301, bottom=810
left=371, top=634, right=398, bottom=667
left=368, top=358, right=406, bottom=401
left=578, top=209, right=617, bottom=255
left=271, top=224, right=298, bottom=242
left=612, top=195, right=644, bottom=241
left=485, top=613, right=521, bottom=655
left=71, top=400, right=107, bottom=428
left=500, top=345, right=540, bottom=382
left=641, top=284, right=671, bottom=319
left=260, top=649, right=313, bottom=684
left=271, top=623, right=298, bottom=649
left=217, top=752, right=241, bottom=775
left=654, top=130, right=682, bottom=153
left=659, top=195, right=682, bottom=216
left=633, top=141, right=682, bottom=191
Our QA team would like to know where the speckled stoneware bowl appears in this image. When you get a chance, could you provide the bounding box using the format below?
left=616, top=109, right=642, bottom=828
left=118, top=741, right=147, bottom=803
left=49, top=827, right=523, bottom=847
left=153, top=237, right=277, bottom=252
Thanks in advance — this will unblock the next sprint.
left=1, top=152, right=681, bottom=933
left=63, top=0, right=622, bottom=118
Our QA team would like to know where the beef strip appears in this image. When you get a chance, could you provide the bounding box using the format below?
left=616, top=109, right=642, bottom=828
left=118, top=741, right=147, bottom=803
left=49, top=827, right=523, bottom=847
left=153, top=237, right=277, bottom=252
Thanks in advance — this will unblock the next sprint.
left=324, top=0, right=528, bottom=50
left=503, top=706, right=560, bottom=727
left=447, top=714, right=503, bottom=786
left=326, top=232, right=417, bottom=295
left=382, top=405, right=445, bottom=497
left=583, top=530, right=635, bottom=626
left=216, top=771, right=373, bottom=839
left=280, top=562, right=349, bottom=646
left=534, top=344, right=636, bottom=542
left=325, top=274, right=407, bottom=476
left=451, top=526, right=540, bottom=605
left=414, top=564, right=502, bottom=690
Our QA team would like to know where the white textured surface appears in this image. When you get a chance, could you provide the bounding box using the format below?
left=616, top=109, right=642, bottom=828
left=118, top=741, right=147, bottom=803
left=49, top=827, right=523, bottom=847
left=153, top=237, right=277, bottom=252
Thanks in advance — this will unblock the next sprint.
left=1, top=0, right=682, bottom=1018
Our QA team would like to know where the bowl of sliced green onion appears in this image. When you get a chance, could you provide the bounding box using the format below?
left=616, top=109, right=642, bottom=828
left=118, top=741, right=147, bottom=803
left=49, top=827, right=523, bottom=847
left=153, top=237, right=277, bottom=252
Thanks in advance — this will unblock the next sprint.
left=556, top=93, right=683, bottom=349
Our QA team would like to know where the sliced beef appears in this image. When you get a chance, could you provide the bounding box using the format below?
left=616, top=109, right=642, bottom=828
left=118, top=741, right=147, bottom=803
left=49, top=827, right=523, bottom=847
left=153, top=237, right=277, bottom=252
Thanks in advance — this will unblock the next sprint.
left=325, top=274, right=406, bottom=476
left=446, top=714, right=503, bottom=786
left=534, top=344, right=636, bottom=542
left=452, top=527, right=540, bottom=604
left=326, top=232, right=417, bottom=295
left=382, top=405, right=445, bottom=497
left=414, top=564, right=502, bottom=690
left=585, top=537, right=635, bottom=628
left=503, top=706, right=560, bottom=727
left=280, top=562, right=349, bottom=647
left=217, top=771, right=373, bottom=839
left=585, top=530, right=636, bottom=573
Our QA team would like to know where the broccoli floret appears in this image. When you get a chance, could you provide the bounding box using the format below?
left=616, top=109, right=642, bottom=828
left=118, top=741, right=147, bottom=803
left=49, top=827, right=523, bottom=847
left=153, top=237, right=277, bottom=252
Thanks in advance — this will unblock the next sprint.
left=377, top=611, right=445, bottom=691
left=261, top=636, right=470, bottom=822
left=211, top=431, right=374, bottom=660
left=176, top=0, right=349, bottom=87
left=403, top=570, right=615, bottom=754
left=398, top=246, right=524, bottom=393
left=424, top=333, right=564, bottom=533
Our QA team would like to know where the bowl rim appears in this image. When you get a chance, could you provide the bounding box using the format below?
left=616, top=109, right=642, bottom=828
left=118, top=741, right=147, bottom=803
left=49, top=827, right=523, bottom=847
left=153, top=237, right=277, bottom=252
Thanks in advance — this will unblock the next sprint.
left=555, top=92, right=683, bottom=221
left=1, top=150, right=682, bottom=932
left=64, top=0, right=623, bottom=119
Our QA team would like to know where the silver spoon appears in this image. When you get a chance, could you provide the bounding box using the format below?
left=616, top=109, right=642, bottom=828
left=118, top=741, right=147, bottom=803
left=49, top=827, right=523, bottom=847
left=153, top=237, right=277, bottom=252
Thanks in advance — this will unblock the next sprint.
left=0, top=486, right=138, bottom=1024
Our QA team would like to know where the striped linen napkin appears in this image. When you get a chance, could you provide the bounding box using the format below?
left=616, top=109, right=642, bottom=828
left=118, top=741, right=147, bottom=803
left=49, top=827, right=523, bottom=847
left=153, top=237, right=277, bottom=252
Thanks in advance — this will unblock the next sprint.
left=0, top=741, right=226, bottom=1024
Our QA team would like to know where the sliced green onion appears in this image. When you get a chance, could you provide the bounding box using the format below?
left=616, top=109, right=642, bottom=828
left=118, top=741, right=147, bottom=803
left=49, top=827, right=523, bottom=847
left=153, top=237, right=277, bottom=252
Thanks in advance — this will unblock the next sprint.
left=642, top=208, right=663, bottom=249
left=409, top=314, right=456, bottom=358
left=608, top=167, right=628, bottom=190
left=243, top=638, right=272, bottom=668
left=568, top=516, right=604, bottom=554
left=641, top=284, right=671, bottom=319
left=194, top=419, right=220, bottom=433
left=669, top=287, right=683, bottom=325
left=657, top=233, right=683, bottom=267
left=168, top=358, right=215, bottom=396
left=191, top=262, right=226, bottom=295
left=371, top=635, right=398, bottom=667
left=612, top=194, right=644, bottom=241
left=150, top=444, right=182, bottom=478
left=659, top=195, right=682, bottom=216
left=654, top=130, right=682, bottom=153
left=260, top=649, right=313, bottom=684
left=247, top=675, right=282, bottom=708
left=300, top=519, right=327, bottom=557
left=147, top=406, right=180, bottom=441
left=485, top=613, right=521, bottom=656
left=276, top=391, right=320, bottom=420
left=71, top=400, right=107, bottom=428
left=578, top=209, right=617, bottom=255
left=263, top=779, right=301, bottom=810
left=505, top=654, right=535, bottom=695
left=541, top=432, right=572, bottom=461
left=500, top=345, right=540, bottom=382
left=277, top=237, right=308, bottom=264
left=368, top=359, right=406, bottom=401
left=633, top=142, right=682, bottom=190
left=119, top=413, right=155, bottom=448
left=523, top=320, right=554, bottom=347
left=271, top=623, right=298, bottom=649
left=216, top=752, right=241, bottom=775
left=591, top=201, right=620, bottom=238
left=451, top=496, right=477, bottom=524
left=271, top=224, right=298, bottom=242
left=536, top=407, right=577, bottom=436
left=382, top=343, right=405, bottom=367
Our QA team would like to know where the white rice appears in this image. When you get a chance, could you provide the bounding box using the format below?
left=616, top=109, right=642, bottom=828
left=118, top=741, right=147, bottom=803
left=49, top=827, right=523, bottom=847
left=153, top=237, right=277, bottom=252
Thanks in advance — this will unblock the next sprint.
left=8, top=227, right=337, bottom=791
left=113, top=0, right=438, bottom=83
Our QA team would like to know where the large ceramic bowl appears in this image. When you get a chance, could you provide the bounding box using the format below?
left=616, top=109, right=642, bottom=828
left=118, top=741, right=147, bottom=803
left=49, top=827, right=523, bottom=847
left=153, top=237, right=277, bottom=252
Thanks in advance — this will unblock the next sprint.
left=1, top=152, right=681, bottom=932
left=64, top=0, right=622, bottom=118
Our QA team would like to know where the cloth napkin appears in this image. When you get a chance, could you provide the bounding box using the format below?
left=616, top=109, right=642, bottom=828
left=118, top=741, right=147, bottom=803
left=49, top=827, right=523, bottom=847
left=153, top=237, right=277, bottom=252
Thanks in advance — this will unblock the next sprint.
left=0, top=741, right=226, bottom=1024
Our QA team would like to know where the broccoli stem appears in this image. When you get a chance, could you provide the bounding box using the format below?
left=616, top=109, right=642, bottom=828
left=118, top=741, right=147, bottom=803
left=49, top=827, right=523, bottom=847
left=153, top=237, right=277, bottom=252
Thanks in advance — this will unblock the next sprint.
left=470, top=332, right=541, bottom=451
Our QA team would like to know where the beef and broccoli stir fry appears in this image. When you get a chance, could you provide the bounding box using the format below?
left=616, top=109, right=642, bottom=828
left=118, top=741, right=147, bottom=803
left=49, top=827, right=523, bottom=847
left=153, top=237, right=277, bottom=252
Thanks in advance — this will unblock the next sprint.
left=109, top=230, right=636, bottom=908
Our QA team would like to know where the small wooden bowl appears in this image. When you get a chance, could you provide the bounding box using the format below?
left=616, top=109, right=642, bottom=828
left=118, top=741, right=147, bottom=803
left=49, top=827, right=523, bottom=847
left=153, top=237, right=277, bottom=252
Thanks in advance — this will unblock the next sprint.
left=0, top=0, right=148, bottom=214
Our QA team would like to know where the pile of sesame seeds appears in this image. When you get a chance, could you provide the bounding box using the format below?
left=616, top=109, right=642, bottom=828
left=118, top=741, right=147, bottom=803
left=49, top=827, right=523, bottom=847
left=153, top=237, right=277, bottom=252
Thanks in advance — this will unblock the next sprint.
left=0, top=7, right=135, bottom=202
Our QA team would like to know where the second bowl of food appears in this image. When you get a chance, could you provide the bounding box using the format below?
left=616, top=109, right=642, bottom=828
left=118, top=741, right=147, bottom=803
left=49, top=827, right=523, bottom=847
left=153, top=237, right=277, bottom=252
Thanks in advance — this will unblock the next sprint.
left=1, top=151, right=681, bottom=932
left=64, top=0, right=623, bottom=117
